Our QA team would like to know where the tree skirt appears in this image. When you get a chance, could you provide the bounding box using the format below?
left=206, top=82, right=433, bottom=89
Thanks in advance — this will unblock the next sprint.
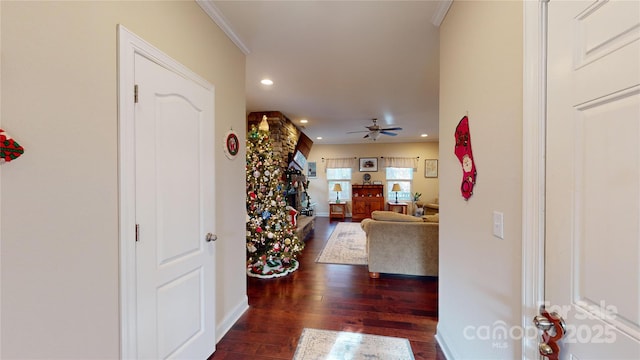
left=247, top=259, right=299, bottom=279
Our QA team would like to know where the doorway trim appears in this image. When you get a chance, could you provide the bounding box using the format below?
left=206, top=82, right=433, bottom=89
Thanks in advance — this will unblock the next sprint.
left=117, top=25, right=214, bottom=359
left=521, top=1, right=547, bottom=359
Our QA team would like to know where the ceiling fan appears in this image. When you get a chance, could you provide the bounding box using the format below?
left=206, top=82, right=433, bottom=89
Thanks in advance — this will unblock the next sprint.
left=347, top=118, right=403, bottom=140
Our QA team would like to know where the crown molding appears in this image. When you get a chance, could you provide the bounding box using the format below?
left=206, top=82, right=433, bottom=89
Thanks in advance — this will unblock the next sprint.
left=431, top=0, right=453, bottom=27
left=197, top=0, right=250, bottom=55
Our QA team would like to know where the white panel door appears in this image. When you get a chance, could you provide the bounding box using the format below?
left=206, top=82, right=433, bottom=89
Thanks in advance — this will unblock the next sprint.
left=134, top=53, right=215, bottom=359
left=546, top=0, right=640, bottom=358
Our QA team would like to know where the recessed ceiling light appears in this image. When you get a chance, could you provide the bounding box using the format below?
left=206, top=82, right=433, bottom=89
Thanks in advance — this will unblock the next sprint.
left=260, top=79, right=273, bottom=86
left=300, top=119, right=308, bottom=124
left=316, top=137, right=323, bottom=140
left=421, top=134, right=429, bottom=137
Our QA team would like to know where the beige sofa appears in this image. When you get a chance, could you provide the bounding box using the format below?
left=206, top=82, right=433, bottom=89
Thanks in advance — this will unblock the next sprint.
left=361, top=211, right=438, bottom=278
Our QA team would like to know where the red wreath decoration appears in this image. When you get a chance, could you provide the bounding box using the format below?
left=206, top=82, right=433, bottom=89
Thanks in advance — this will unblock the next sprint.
left=0, top=129, right=24, bottom=163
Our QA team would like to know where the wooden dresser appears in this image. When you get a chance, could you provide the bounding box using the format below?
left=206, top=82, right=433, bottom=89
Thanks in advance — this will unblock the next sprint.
left=351, top=184, right=385, bottom=221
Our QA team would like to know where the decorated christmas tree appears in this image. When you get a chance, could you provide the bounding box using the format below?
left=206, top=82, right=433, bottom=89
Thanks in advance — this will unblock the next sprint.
left=246, top=118, right=304, bottom=278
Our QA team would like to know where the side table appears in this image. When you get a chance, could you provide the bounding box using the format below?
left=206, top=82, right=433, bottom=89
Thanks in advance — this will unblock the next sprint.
left=387, top=201, right=408, bottom=215
left=329, top=202, right=347, bottom=220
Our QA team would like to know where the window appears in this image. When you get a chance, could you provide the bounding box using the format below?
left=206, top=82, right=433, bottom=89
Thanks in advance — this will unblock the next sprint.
left=386, top=167, right=413, bottom=201
left=327, top=167, right=351, bottom=202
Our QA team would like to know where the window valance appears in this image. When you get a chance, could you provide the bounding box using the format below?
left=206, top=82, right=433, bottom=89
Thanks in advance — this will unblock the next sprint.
left=324, top=157, right=357, bottom=170
left=382, top=157, right=418, bottom=170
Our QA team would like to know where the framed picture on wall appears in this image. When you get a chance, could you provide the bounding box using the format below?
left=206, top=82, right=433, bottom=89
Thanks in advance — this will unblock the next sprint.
left=425, top=159, right=438, bottom=178
left=307, top=161, right=317, bottom=178
left=359, top=157, right=378, bottom=172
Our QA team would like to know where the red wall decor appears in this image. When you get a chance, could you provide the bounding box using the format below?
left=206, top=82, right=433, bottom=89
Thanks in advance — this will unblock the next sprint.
left=0, top=128, right=24, bottom=164
left=454, top=116, right=477, bottom=200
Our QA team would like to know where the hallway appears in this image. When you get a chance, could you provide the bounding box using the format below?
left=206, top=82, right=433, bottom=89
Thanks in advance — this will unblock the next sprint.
left=210, top=217, right=444, bottom=359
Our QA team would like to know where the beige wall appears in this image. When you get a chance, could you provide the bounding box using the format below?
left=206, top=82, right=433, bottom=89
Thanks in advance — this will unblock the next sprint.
left=437, top=1, right=523, bottom=358
left=307, top=142, right=439, bottom=216
left=0, top=1, right=246, bottom=358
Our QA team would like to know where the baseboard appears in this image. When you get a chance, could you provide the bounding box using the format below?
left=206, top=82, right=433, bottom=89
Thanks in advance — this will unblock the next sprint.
left=216, top=295, right=249, bottom=343
left=435, top=324, right=456, bottom=360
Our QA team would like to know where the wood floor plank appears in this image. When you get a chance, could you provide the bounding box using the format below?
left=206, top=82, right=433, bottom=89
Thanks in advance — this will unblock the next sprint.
left=209, top=217, right=445, bottom=360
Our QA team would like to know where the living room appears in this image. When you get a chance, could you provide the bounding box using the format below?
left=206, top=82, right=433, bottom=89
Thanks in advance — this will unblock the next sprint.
left=307, top=141, right=440, bottom=219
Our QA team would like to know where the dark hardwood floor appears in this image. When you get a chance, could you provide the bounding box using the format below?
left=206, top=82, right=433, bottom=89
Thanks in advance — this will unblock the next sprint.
left=209, top=217, right=445, bottom=359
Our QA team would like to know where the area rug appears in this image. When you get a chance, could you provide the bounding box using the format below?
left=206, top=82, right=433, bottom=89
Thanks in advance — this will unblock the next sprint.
left=316, top=222, right=367, bottom=265
left=293, top=328, right=415, bottom=360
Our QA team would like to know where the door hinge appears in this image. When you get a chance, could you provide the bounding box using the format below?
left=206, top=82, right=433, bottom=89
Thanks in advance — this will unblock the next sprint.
left=134, top=84, right=139, bottom=103
left=135, top=224, right=140, bottom=242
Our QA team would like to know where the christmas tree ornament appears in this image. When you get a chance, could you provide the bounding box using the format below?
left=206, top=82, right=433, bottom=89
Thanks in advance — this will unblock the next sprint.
left=258, top=115, right=270, bottom=131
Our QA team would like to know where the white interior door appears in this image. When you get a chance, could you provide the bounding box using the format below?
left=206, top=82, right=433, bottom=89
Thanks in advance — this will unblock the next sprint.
left=134, top=53, right=216, bottom=359
left=546, top=0, right=640, bottom=358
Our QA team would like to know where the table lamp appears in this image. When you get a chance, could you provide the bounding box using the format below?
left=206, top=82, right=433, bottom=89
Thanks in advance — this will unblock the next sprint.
left=332, top=183, right=342, bottom=203
left=392, top=183, right=401, bottom=203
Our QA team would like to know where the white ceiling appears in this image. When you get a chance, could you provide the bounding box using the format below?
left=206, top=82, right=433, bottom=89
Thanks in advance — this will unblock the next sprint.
left=203, top=1, right=450, bottom=144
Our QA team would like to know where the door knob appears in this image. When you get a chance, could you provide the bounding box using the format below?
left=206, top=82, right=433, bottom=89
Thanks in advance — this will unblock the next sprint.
left=205, top=233, right=217, bottom=242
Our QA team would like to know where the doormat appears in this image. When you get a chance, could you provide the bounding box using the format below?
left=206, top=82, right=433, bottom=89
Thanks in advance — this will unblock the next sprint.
left=293, top=328, right=415, bottom=360
left=316, top=222, right=367, bottom=265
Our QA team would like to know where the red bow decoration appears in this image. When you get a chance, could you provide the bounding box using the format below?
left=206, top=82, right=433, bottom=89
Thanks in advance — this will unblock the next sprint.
left=0, top=128, right=25, bottom=163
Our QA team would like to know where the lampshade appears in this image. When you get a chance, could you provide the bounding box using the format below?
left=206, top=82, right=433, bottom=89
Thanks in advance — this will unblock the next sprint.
left=332, top=183, right=343, bottom=192
left=391, top=183, right=401, bottom=192
left=258, top=115, right=269, bottom=131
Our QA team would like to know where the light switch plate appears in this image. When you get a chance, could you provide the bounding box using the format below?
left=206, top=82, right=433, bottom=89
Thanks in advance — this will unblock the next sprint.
left=493, top=211, right=504, bottom=239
